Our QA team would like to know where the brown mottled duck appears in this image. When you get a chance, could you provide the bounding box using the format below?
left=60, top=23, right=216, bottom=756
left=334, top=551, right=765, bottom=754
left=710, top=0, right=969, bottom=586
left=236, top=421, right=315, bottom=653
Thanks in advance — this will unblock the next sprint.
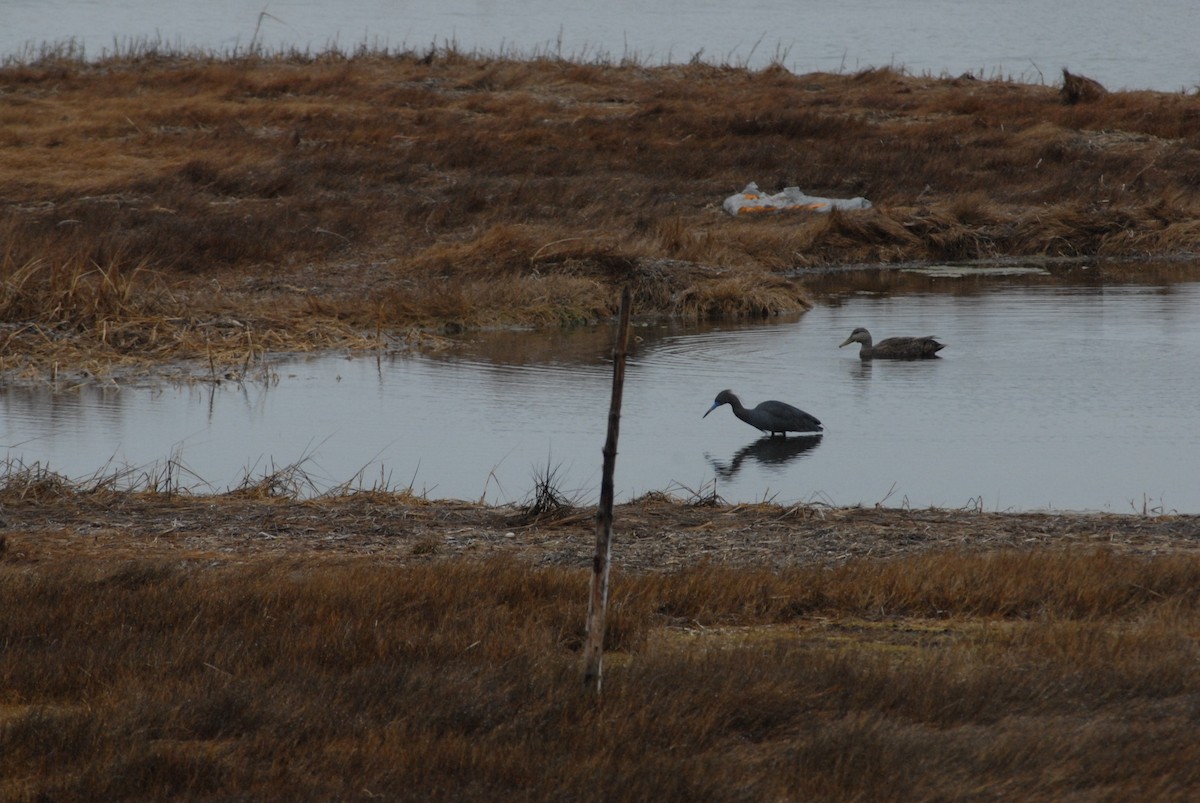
left=839, top=327, right=944, bottom=360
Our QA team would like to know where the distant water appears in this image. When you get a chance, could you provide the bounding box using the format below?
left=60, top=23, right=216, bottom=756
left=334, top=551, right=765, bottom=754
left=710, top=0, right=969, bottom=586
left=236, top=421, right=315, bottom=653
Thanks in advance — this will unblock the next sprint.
left=3, top=0, right=1198, bottom=91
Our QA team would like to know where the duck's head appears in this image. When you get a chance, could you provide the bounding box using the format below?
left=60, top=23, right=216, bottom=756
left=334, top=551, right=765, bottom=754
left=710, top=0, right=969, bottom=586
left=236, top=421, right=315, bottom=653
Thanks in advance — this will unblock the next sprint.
left=839, top=328, right=871, bottom=348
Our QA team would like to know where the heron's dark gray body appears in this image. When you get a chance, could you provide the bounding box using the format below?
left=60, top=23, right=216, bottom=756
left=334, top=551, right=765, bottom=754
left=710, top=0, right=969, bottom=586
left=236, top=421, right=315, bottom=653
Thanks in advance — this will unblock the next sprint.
left=703, top=389, right=823, bottom=437
left=839, top=327, right=944, bottom=360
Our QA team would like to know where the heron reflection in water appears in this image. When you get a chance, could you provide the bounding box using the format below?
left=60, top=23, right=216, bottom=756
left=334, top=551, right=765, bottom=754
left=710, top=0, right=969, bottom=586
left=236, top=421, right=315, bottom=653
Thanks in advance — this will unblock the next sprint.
left=707, top=434, right=823, bottom=480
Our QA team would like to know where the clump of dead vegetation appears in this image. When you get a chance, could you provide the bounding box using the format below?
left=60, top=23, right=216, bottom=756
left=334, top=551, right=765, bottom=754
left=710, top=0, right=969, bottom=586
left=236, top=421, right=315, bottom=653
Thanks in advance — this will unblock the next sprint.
left=2, top=49, right=1199, bottom=379
left=1061, top=67, right=1109, bottom=104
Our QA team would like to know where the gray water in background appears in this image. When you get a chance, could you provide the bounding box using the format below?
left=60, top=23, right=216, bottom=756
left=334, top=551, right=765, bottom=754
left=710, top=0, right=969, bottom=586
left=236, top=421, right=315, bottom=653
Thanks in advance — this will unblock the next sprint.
left=4, top=274, right=1200, bottom=513
left=3, top=0, right=1198, bottom=92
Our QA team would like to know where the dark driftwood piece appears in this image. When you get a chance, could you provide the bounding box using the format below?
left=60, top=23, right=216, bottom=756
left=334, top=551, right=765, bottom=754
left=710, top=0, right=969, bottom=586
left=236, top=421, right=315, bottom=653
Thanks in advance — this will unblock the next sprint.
left=1061, top=68, right=1108, bottom=104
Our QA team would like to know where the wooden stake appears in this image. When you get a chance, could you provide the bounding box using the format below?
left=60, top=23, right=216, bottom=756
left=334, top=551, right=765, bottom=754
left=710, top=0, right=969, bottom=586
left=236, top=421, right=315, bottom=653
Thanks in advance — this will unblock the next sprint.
left=583, top=286, right=633, bottom=693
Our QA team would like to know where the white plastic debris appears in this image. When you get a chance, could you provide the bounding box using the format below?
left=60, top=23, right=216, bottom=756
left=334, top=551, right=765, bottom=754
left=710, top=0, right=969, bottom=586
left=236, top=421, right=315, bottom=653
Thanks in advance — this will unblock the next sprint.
left=722, top=182, right=872, bottom=216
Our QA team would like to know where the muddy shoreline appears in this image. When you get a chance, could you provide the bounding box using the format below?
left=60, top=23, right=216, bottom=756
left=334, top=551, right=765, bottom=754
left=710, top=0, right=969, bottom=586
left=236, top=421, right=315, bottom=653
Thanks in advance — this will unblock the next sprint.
left=4, top=483, right=1199, bottom=570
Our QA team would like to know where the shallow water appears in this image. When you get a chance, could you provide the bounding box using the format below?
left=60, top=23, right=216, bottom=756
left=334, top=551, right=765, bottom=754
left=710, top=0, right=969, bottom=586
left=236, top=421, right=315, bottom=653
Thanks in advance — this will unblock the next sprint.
left=4, top=271, right=1200, bottom=513
left=4, top=0, right=1198, bottom=92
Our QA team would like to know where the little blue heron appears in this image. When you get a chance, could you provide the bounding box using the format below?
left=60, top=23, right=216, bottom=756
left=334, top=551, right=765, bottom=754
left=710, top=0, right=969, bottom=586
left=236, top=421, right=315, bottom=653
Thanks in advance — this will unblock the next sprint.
left=839, top=327, right=944, bottom=360
left=703, top=389, right=823, bottom=437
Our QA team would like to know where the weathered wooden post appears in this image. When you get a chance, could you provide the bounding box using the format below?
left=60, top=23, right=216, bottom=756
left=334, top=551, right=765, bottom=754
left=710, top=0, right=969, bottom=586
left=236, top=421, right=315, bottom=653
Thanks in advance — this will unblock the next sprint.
left=583, top=286, right=633, bottom=693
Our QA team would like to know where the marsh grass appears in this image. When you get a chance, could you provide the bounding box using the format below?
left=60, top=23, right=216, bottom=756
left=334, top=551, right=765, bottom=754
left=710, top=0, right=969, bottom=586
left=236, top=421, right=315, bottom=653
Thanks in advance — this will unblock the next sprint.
left=3, top=49, right=1199, bottom=378
left=520, top=457, right=578, bottom=522
left=3, top=468, right=1199, bottom=796
left=2, top=545, right=1198, bottom=800
left=0, top=250, right=155, bottom=327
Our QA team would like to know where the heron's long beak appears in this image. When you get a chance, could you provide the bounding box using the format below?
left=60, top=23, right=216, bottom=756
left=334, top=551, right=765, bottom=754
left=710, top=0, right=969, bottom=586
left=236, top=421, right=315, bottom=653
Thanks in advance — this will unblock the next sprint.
left=702, top=401, right=720, bottom=418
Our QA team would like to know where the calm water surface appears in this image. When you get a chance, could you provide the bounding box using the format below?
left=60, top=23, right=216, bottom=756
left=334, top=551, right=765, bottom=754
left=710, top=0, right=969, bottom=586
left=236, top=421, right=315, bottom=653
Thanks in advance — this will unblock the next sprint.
left=4, top=274, right=1199, bottom=513
left=3, top=0, right=1198, bottom=91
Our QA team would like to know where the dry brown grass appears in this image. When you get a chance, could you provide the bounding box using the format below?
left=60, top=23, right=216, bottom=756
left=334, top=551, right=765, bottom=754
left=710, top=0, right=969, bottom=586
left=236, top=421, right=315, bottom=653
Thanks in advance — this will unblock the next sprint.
left=4, top=468, right=1200, bottom=799
left=3, top=518, right=1200, bottom=800
left=3, top=50, right=1200, bottom=379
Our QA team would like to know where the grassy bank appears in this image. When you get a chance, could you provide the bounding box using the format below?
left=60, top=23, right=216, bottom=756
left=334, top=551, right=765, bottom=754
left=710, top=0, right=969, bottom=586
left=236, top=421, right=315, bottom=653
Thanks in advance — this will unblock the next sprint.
left=2, top=48, right=1199, bottom=378
left=3, top=471, right=1200, bottom=799
left=3, top=543, right=1199, bottom=800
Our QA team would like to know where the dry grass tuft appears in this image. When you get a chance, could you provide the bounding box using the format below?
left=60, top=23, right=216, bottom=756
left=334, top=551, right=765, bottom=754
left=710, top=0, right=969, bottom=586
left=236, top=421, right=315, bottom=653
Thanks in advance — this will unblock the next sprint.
left=0, top=460, right=76, bottom=502
left=519, top=458, right=579, bottom=522
left=673, top=270, right=812, bottom=319
left=0, top=250, right=160, bottom=329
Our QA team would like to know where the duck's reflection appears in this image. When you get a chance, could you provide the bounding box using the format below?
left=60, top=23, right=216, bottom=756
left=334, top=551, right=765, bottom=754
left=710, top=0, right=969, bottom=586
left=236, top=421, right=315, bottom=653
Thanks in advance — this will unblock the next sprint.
left=848, top=359, right=873, bottom=381
left=707, top=434, right=823, bottom=480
